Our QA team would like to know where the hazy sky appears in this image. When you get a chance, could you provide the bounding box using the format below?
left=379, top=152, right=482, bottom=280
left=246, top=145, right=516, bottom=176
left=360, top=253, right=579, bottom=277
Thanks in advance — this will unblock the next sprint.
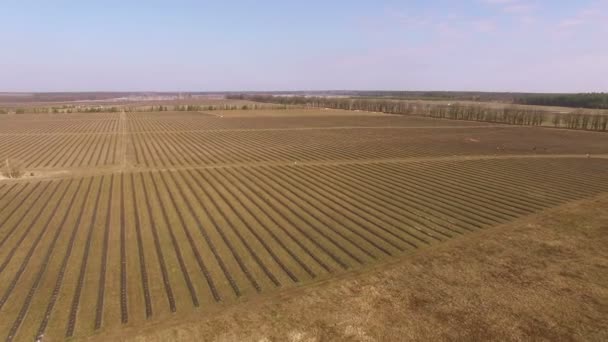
left=1, top=0, right=606, bottom=92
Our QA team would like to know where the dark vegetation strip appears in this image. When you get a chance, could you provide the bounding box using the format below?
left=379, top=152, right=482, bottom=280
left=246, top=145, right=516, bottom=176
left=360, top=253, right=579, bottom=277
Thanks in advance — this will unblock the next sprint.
left=119, top=173, right=128, bottom=324
left=515, top=93, right=608, bottom=109
left=66, top=176, right=105, bottom=337
left=94, top=174, right=115, bottom=330
left=130, top=173, right=153, bottom=319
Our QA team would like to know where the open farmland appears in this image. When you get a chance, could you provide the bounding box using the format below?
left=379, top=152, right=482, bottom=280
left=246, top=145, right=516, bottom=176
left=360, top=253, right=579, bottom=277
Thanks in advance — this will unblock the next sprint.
left=0, top=109, right=607, bottom=340
left=205, top=108, right=383, bottom=117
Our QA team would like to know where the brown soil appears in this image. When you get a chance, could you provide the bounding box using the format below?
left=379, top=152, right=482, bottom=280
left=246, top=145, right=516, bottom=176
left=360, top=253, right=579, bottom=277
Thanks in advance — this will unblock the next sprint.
left=96, top=193, right=608, bottom=342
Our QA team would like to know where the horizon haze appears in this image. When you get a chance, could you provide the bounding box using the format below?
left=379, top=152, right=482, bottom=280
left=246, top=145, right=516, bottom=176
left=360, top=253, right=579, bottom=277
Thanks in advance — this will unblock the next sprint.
left=1, top=0, right=607, bottom=92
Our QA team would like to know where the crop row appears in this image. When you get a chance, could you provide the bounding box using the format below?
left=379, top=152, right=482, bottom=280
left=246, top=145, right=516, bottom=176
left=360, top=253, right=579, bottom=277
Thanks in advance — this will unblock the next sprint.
left=130, top=127, right=608, bottom=168
left=3, top=114, right=608, bottom=171
left=0, top=119, right=119, bottom=135
left=0, top=112, right=120, bottom=120
left=125, top=113, right=487, bottom=132
left=0, top=158, right=606, bottom=340
left=0, top=133, right=121, bottom=168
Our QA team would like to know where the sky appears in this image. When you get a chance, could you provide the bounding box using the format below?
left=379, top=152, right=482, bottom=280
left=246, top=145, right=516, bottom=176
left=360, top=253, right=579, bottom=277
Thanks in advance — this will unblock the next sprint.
left=0, top=0, right=607, bottom=92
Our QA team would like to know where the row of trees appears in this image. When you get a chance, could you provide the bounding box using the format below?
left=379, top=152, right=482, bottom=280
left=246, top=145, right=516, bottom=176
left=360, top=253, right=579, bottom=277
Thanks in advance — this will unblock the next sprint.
left=232, top=94, right=607, bottom=132
left=2, top=106, right=122, bottom=114
left=172, top=103, right=286, bottom=111
left=231, top=95, right=547, bottom=126
left=4, top=102, right=287, bottom=114
left=553, top=112, right=608, bottom=131
left=425, top=104, right=545, bottom=126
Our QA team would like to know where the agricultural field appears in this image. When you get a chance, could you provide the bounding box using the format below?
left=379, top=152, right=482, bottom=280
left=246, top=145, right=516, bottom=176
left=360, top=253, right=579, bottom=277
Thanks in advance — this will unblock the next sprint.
left=205, top=108, right=383, bottom=117
left=0, top=109, right=607, bottom=340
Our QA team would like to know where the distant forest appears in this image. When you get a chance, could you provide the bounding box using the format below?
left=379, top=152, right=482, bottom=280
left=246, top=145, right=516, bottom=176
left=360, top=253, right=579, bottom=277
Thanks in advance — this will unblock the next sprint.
left=514, top=93, right=608, bottom=109
left=330, top=91, right=608, bottom=109
left=229, top=91, right=608, bottom=109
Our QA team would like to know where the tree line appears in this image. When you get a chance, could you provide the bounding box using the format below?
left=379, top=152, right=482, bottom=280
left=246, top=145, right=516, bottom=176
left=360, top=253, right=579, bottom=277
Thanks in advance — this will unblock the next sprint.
left=229, top=94, right=607, bottom=132
left=3, top=103, right=286, bottom=114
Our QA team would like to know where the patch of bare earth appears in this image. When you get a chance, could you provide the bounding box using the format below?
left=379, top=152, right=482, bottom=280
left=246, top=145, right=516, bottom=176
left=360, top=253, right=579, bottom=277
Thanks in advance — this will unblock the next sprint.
left=100, top=193, right=608, bottom=342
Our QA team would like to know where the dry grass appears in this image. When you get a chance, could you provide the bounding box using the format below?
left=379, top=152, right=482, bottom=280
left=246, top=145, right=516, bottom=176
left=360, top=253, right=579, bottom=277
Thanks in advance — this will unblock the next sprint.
left=108, top=193, right=608, bottom=342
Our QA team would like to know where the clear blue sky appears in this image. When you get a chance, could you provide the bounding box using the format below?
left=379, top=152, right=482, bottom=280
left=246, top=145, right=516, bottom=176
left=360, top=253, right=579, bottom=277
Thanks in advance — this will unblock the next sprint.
left=1, top=0, right=606, bottom=92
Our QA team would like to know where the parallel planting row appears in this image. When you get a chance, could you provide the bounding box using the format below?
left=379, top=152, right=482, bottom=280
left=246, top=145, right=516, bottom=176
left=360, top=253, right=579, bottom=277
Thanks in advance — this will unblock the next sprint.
left=0, top=118, right=119, bottom=135
left=129, top=127, right=608, bottom=168
left=0, top=133, right=121, bottom=168
left=2, top=112, right=607, bottom=170
left=126, top=112, right=493, bottom=132
left=0, top=158, right=607, bottom=340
